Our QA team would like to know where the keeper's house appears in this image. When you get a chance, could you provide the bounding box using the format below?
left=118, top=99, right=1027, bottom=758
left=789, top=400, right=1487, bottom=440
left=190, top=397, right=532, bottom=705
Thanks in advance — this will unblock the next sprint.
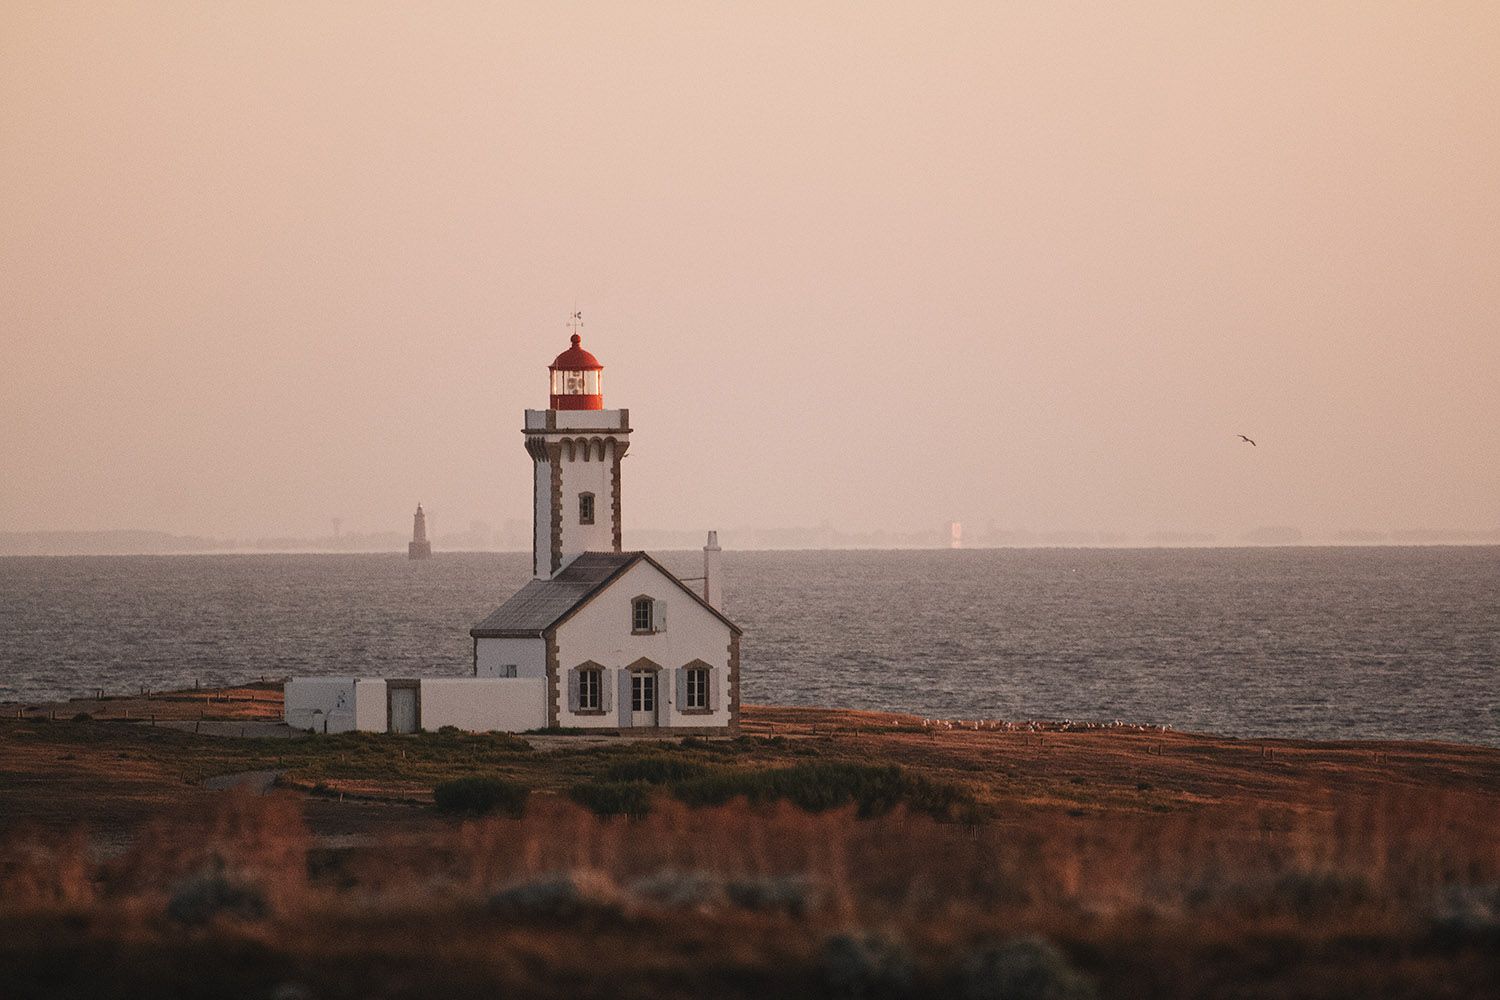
left=472, top=549, right=739, bottom=733
left=284, top=326, right=741, bottom=735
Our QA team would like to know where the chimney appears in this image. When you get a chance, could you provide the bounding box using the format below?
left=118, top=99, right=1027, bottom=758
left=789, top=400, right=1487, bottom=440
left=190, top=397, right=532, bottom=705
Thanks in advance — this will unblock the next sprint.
left=702, top=531, right=722, bottom=609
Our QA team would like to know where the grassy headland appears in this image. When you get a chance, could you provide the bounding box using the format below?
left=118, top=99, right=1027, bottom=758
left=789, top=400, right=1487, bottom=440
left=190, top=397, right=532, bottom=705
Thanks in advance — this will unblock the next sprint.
left=1, top=687, right=1497, bottom=998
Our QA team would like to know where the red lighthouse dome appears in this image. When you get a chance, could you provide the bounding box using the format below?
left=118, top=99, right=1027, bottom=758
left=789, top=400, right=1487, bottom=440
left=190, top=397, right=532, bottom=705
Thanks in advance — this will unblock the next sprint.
left=549, top=333, right=604, bottom=410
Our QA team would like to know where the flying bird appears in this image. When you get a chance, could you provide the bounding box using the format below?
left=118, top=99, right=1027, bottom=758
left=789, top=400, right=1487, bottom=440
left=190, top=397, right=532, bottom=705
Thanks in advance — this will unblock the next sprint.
left=1238, top=435, right=1256, bottom=447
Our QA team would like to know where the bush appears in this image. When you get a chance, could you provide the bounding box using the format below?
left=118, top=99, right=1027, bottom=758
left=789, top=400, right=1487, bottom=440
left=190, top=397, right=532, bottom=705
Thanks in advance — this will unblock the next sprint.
left=568, top=780, right=654, bottom=818
left=629, top=869, right=725, bottom=910
left=603, top=754, right=710, bottom=784
left=487, top=870, right=624, bottom=921
left=1271, top=871, right=1371, bottom=918
left=672, top=763, right=974, bottom=820
left=820, top=931, right=915, bottom=999
left=433, top=776, right=529, bottom=817
left=1427, top=884, right=1500, bottom=947
left=70, top=712, right=92, bottom=722
left=725, top=873, right=815, bottom=916
left=958, top=937, right=1096, bottom=1000
left=166, top=866, right=269, bottom=926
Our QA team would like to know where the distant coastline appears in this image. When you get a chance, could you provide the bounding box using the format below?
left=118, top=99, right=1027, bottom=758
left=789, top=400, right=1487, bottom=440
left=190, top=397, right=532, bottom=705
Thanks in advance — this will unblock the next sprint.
left=3, top=527, right=1498, bottom=557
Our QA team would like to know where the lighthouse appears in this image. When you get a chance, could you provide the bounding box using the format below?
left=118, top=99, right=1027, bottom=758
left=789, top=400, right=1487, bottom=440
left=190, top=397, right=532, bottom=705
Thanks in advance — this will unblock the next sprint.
left=289, top=321, right=742, bottom=735
left=523, top=332, right=632, bottom=577
left=408, top=504, right=432, bottom=559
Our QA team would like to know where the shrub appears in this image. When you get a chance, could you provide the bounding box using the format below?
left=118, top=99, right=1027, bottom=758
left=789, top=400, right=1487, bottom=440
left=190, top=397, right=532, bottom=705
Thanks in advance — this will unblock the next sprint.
left=1427, top=884, right=1500, bottom=947
left=1271, top=871, right=1371, bottom=918
left=820, top=931, right=915, bottom=998
left=958, top=937, right=1096, bottom=1000
left=166, top=866, right=269, bottom=926
left=671, top=763, right=974, bottom=820
left=603, top=755, right=710, bottom=784
left=725, top=873, right=816, bottom=916
left=629, top=869, right=726, bottom=910
left=433, top=776, right=529, bottom=817
left=70, top=712, right=92, bottom=722
left=568, top=780, right=654, bottom=818
left=487, top=870, right=625, bottom=921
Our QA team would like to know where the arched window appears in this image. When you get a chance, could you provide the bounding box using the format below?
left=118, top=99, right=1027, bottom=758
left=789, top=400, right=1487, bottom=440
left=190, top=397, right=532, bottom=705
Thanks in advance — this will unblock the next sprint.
left=579, top=492, right=595, bottom=525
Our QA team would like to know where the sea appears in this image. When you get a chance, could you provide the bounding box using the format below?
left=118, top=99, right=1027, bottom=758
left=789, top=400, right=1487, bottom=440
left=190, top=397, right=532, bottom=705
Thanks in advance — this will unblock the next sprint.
left=0, top=547, right=1496, bottom=745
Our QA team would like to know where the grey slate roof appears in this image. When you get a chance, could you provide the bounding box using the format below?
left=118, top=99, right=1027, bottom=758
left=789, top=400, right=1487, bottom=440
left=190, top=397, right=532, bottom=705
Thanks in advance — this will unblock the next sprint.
left=470, top=552, right=638, bottom=637
left=470, top=550, right=741, bottom=638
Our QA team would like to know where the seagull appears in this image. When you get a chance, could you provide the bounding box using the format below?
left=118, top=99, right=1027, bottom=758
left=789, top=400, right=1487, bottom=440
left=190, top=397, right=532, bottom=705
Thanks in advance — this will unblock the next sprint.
left=1237, top=435, right=1256, bottom=447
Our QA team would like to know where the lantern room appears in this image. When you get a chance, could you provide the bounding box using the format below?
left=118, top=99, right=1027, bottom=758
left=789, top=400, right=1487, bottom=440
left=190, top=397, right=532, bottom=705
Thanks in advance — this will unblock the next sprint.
left=548, top=333, right=604, bottom=410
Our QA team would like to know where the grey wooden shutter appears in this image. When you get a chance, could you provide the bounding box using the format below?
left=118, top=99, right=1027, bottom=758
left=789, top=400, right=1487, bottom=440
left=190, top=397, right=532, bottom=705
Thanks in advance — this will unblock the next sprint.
left=567, top=668, right=580, bottom=713
left=600, top=669, right=613, bottom=713
left=709, top=666, right=720, bottom=712
left=675, top=668, right=687, bottom=713
left=656, top=600, right=666, bottom=632
left=617, top=669, right=632, bottom=727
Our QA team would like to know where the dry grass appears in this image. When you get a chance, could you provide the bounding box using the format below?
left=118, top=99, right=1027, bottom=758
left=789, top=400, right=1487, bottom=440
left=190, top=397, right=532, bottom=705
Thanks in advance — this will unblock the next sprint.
left=1, top=784, right=1497, bottom=998
left=1, top=695, right=1498, bottom=997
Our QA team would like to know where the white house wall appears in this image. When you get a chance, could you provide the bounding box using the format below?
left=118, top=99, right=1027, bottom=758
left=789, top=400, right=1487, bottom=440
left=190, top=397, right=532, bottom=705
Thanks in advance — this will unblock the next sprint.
left=476, top=637, right=546, bottom=679
left=553, top=560, right=734, bottom=730
left=420, top=678, right=547, bottom=732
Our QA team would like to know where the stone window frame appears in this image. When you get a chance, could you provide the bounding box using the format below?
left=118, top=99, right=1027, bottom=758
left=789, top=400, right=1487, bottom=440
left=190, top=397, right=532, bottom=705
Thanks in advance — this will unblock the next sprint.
left=686, top=666, right=708, bottom=710
left=631, top=594, right=657, bottom=634
left=571, top=660, right=608, bottom=716
left=578, top=492, right=595, bottom=525
left=677, top=658, right=715, bottom=716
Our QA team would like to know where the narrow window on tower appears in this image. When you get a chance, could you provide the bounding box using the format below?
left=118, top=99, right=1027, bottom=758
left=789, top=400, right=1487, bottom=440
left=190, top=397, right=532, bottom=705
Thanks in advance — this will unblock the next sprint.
left=579, top=492, right=595, bottom=525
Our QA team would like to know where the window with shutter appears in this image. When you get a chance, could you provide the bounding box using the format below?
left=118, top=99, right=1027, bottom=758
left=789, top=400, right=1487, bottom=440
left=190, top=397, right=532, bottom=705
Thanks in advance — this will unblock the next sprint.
left=678, top=660, right=713, bottom=714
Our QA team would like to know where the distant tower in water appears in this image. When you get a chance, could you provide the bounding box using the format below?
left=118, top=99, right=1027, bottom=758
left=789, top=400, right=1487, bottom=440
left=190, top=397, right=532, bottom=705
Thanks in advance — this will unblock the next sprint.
left=408, top=504, right=432, bottom=559
left=949, top=521, right=963, bottom=549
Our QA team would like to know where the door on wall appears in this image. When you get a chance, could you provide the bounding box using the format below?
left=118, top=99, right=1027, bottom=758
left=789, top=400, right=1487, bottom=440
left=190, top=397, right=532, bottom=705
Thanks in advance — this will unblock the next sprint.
left=389, top=685, right=418, bottom=734
left=630, top=671, right=657, bottom=728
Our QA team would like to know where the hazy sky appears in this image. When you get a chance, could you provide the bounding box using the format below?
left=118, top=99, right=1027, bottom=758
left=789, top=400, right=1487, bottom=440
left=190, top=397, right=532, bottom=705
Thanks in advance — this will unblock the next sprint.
left=3, top=3, right=1497, bottom=541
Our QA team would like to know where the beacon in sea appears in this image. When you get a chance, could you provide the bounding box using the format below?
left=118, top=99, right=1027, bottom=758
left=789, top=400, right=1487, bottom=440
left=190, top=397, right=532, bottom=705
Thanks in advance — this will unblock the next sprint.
left=408, top=504, right=432, bottom=560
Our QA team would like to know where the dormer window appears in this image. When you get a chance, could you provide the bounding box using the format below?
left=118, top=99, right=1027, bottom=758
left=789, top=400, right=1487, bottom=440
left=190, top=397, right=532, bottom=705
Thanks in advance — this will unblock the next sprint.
left=632, top=596, right=655, bottom=633
left=579, top=492, right=595, bottom=525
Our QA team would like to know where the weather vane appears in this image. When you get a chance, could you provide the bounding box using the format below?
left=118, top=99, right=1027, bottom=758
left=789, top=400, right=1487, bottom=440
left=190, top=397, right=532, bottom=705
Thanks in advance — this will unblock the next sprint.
left=567, top=309, right=583, bottom=335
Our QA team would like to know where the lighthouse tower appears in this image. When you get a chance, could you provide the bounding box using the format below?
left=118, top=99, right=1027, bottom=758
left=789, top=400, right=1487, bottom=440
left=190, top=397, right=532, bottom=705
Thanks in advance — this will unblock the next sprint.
left=523, top=332, right=631, bottom=578
left=408, top=504, right=432, bottom=559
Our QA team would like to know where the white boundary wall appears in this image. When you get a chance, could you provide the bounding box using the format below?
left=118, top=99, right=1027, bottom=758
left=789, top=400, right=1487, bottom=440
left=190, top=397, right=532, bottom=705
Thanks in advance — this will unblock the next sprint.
left=354, top=679, right=387, bottom=731
left=285, top=677, right=387, bottom=734
left=420, top=678, right=546, bottom=732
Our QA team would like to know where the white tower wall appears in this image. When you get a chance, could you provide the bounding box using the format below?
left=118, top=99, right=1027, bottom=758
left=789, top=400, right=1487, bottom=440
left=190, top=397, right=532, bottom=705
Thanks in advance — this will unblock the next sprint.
left=525, top=408, right=630, bottom=577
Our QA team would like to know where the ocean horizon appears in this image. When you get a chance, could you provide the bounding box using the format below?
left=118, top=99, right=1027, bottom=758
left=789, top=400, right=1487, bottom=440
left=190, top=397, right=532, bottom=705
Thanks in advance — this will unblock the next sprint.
left=2, top=546, right=1495, bottom=745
